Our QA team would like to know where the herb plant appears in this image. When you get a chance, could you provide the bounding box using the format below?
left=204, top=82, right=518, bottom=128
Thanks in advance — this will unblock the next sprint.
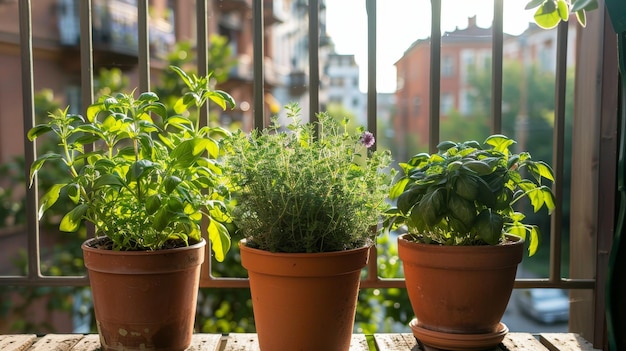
left=385, top=135, right=556, bottom=256
left=222, top=103, right=394, bottom=253
left=526, top=0, right=598, bottom=29
left=27, top=66, right=235, bottom=260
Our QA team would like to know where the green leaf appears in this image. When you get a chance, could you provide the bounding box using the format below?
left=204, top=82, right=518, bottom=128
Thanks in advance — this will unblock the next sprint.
left=165, top=116, right=194, bottom=130
left=167, top=197, right=185, bottom=213
left=93, top=174, right=126, bottom=189
left=528, top=226, right=540, bottom=256
left=27, top=124, right=53, bottom=141
left=173, top=97, right=189, bottom=114
left=461, top=160, right=493, bottom=175
left=204, top=138, right=220, bottom=159
left=475, top=209, right=504, bottom=245
left=575, top=9, right=586, bottom=27
left=145, top=103, right=167, bottom=118
left=138, top=91, right=159, bottom=103
left=396, top=186, right=422, bottom=214
left=436, top=140, right=457, bottom=152
left=542, top=186, right=557, bottom=214
left=145, top=194, right=162, bottom=215
left=170, top=65, right=194, bottom=90
left=86, top=102, right=104, bottom=122
left=484, top=134, right=515, bottom=153
left=207, top=90, right=235, bottom=110
left=527, top=187, right=547, bottom=212
left=535, top=161, right=554, bottom=182
left=525, top=0, right=546, bottom=10
left=507, top=222, right=527, bottom=240
left=534, top=1, right=563, bottom=29
left=208, top=220, right=231, bottom=262
left=571, top=0, right=598, bottom=12
left=448, top=194, right=476, bottom=229
left=406, top=153, right=430, bottom=167
left=29, top=153, right=63, bottom=186
left=164, top=176, right=182, bottom=194
left=38, top=184, right=64, bottom=220
left=130, top=159, right=155, bottom=181
left=171, top=140, right=200, bottom=168
left=59, top=204, right=88, bottom=232
left=556, top=0, right=570, bottom=21
left=152, top=208, right=170, bottom=231
left=67, top=183, right=80, bottom=204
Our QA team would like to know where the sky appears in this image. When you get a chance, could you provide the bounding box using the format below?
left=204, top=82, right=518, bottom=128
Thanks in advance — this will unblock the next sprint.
left=325, top=0, right=537, bottom=93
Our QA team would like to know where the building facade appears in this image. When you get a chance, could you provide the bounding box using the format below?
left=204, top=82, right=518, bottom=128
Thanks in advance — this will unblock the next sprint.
left=0, top=0, right=288, bottom=164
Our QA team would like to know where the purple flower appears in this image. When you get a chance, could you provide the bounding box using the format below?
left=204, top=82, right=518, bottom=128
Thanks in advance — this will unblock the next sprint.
left=360, top=131, right=375, bottom=148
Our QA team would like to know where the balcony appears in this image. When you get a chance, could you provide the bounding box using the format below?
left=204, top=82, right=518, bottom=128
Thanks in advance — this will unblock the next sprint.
left=0, top=1, right=622, bottom=350
left=57, top=0, right=174, bottom=71
left=264, top=0, right=286, bottom=25
left=288, top=70, right=308, bottom=95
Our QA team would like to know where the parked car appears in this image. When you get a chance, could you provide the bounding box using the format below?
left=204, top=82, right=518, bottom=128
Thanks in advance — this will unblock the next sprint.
left=516, top=288, right=570, bottom=324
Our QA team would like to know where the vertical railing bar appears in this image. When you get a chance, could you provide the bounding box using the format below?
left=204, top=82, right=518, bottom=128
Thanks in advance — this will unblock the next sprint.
left=19, top=0, right=40, bottom=279
left=253, top=0, right=265, bottom=129
left=366, top=0, right=377, bottom=146
left=196, top=0, right=209, bottom=125
left=550, top=21, right=568, bottom=283
left=196, top=0, right=208, bottom=82
left=79, top=0, right=94, bottom=112
left=80, top=0, right=95, bottom=241
left=195, top=0, right=213, bottom=281
left=491, top=0, right=503, bottom=134
left=365, top=0, right=379, bottom=283
left=138, top=0, right=150, bottom=92
left=308, top=0, right=320, bottom=124
left=429, top=0, right=441, bottom=153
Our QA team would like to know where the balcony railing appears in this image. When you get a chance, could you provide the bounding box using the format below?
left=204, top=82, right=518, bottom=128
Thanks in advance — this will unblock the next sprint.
left=0, top=0, right=618, bottom=349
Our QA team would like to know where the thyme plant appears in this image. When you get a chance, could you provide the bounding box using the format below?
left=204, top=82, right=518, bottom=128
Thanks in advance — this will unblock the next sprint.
left=223, top=104, right=394, bottom=253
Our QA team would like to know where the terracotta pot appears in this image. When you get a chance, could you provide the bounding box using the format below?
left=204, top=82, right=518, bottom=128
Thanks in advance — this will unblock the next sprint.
left=82, top=237, right=205, bottom=351
left=398, top=233, right=523, bottom=335
left=239, top=240, right=369, bottom=351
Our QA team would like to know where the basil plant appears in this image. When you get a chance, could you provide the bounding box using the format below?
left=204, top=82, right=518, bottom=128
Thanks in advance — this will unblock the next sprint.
left=385, top=135, right=556, bottom=256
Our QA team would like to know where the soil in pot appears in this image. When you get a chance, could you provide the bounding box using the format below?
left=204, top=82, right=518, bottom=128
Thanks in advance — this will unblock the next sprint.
left=82, top=237, right=205, bottom=351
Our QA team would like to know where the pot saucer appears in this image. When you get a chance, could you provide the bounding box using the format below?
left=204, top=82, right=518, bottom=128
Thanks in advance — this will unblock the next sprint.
left=409, top=319, right=508, bottom=351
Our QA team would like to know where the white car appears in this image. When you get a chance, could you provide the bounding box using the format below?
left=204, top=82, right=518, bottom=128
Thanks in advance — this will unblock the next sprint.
left=516, top=288, right=570, bottom=324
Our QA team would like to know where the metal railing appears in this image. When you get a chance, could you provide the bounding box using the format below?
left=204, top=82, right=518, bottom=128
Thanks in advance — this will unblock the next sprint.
left=1, top=0, right=608, bottom=334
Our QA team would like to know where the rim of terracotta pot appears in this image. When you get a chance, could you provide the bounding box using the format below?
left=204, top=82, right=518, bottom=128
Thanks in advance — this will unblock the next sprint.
left=397, top=233, right=524, bottom=269
left=82, top=236, right=206, bottom=274
left=239, top=239, right=370, bottom=277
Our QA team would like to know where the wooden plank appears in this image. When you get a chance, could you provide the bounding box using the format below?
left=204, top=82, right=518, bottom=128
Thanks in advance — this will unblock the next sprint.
left=539, top=333, right=600, bottom=351
left=68, top=335, right=100, bottom=351
left=186, top=334, right=222, bottom=351
left=349, top=334, right=370, bottom=351
left=373, top=333, right=421, bottom=350
left=221, top=333, right=260, bottom=351
left=0, top=335, right=37, bottom=351
left=501, top=333, right=548, bottom=350
left=29, top=334, right=84, bottom=351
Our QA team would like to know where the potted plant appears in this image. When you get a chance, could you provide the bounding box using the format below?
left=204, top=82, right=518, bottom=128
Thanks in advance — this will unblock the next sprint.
left=384, top=135, right=556, bottom=350
left=27, top=66, right=235, bottom=351
left=221, top=103, right=394, bottom=351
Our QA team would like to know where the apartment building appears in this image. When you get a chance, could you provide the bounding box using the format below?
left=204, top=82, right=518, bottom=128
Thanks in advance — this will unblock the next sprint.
left=0, top=0, right=289, bottom=164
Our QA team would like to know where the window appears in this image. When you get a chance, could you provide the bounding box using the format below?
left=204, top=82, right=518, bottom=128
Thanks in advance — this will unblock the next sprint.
left=442, top=56, right=454, bottom=77
left=441, top=93, right=454, bottom=114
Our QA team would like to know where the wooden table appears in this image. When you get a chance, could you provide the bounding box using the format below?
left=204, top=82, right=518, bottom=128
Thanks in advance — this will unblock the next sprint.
left=0, top=333, right=600, bottom=350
